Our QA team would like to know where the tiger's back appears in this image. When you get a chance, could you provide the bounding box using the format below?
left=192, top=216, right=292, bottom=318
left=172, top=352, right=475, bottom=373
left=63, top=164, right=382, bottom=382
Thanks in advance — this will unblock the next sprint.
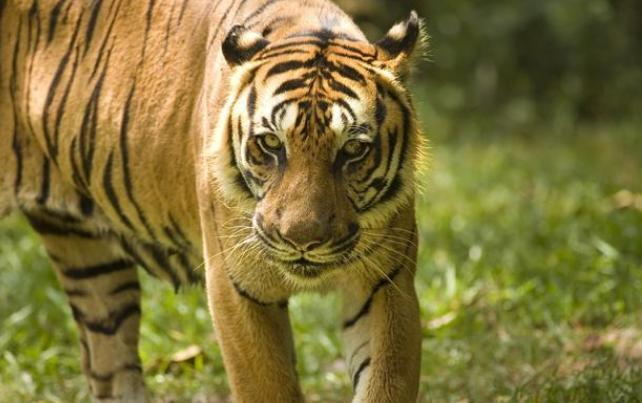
left=0, top=0, right=210, bottom=259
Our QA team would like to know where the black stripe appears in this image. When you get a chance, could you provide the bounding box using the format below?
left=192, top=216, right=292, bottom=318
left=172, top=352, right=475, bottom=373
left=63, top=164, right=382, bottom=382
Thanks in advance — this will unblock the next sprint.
left=368, top=129, right=403, bottom=189
left=161, top=0, right=175, bottom=56
left=169, top=215, right=189, bottom=246
left=177, top=0, right=190, bottom=24
left=227, top=119, right=254, bottom=198
left=330, top=51, right=374, bottom=65
left=69, top=138, right=87, bottom=191
left=119, top=240, right=154, bottom=278
left=145, top=0, right=156, bottom=37
left=90, top=363, right=142, bottom=382
left=269, top=98, right=294, bottom=127
left=65, top=288, right=88, bottom=297
left=162, top=214, right=190, bottom=250
left=335, top=98, right=356, bottom=122
left=145, top=242, right=181, bottom=290
left=374, top=91, right=387, bottom=125
left=258, top=48, right=308, bottom=60
left=331, top=62, right=366, bottom=84
left=35, top=157, right=51, bottom=205
left=79, top=194, right=94, bottom=216
left=84, top=0, right=103, bottom=54
left=259, top=39, right=321, bottom=56
left=90, top=370, right=113, bottom=382
left=119, top=83, right=156, bottom=238
left=72, top=302, right=140, bottom=335
left=90, top=0, right=122, bottom=79
left=25, top=214, right=99, bottom=238
left=62, top=259, right=133, bottom=279
left=232, top=280, right=269, bottom=306
left=53, top=49, right=80, bottom=156
left=361, top=96, right=410, bottom=211
left=42, top=7, right=83, bottom=160
left=109, top=281, right=141, bottom=295
left=81, top=57, right=109, bottom=186
left=264, top=60, right=308, bottom=79
left=47, top=0, right=64, bottom=43
left=348, top=339, right=370, bottom=368
left=328, top=79, right=358, bottom=99
left=352, top=357, right=371, bottom=389
left=335, top=42, right=376, bottom=60
left=174, top=250, right=199, bottom=284
left=163, top=226, right=185, bottom=250
left=119, top=240, right=181, bottom=288
left=383, top=128, right=400, bottom=182
left=385, top=89, right=411, bottom=172
left=343, top=266, right=402, bottom=329
left=274, top=75, right=312, bottom=95
left=247, top=85, right=257, bottom=118
left=103, top=151, right=135, bottom=229
left=10, top=21, right=23, bottom=195
left=35, top=206, right=82, bottom=223
left=27, top=1, right=39, bottom=44
left=375, top=176, right=402, bottom=205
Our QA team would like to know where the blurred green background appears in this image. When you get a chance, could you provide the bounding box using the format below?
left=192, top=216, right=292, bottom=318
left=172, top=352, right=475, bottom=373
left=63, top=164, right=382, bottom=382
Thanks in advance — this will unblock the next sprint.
left=1, top=0, right=641, bottom=401
left=346, top=0, right=642, bottom=130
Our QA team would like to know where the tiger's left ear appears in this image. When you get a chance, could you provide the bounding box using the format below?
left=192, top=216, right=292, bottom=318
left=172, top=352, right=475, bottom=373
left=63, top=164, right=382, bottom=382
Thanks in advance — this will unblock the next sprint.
left=222, top=25, right=270, bottom=66
left=375, top=11, right=425, bottom=78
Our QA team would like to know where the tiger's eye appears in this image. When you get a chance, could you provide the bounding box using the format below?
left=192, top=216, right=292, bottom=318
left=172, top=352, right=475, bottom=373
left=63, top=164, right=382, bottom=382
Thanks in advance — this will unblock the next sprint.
left=343, top=140, right=369, bottom=158
left=261, top=134, right=282, bottom=151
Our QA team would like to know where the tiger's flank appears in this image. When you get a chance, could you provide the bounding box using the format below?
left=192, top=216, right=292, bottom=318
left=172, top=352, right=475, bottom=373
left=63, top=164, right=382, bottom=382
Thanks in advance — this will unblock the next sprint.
left=0, top=0, right=426, bottom=401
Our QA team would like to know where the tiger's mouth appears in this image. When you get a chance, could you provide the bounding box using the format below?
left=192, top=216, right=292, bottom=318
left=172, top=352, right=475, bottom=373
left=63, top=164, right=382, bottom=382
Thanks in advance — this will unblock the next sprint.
left=261, top=243, right=360, bottom=279
left=265, top=252, right=346, bottom=278
left=281, top=258, right=333, bottom=278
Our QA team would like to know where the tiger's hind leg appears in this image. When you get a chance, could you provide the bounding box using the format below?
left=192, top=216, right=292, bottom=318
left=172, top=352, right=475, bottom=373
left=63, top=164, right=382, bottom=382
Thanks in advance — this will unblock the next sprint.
left=28, top=214, right=147, bottom=402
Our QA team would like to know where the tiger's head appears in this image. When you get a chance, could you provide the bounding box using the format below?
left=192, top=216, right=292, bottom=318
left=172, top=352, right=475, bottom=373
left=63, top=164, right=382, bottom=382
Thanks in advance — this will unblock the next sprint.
left=209, top=12, right=425, bottom=283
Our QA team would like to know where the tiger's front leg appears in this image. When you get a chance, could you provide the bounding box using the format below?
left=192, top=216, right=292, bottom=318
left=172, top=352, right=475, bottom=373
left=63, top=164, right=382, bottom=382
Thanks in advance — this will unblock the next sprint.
left=31, top=216, right=147, bottom=403
left=204, top=258, right=303, bottom=403
left=341, top=226, right=421, bottom=403
left=207, top=265, right=303, bottom=403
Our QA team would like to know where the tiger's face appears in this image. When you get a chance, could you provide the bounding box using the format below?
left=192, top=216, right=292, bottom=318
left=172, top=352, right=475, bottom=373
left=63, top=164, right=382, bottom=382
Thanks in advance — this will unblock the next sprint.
left=211, top=13, right=423, bottom=282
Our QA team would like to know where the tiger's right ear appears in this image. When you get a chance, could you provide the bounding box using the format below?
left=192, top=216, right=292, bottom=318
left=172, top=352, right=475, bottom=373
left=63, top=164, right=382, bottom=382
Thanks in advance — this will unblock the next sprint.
left=374, top=11, right=425, bottom=78
left=222, top=25, right=270, bottom=66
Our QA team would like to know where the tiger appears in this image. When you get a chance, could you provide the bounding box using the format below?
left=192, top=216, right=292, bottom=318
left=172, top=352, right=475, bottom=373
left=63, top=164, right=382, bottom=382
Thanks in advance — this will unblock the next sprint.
left=0, top=0, right=426, bottom=401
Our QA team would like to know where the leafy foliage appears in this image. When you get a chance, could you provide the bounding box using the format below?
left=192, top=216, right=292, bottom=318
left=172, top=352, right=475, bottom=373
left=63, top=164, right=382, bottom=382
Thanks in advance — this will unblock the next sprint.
left=340, top=0, right=642, bottom=125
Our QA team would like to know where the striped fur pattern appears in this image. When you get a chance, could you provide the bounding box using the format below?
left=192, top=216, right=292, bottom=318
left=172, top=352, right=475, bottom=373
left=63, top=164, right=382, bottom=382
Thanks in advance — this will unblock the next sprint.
left=1, top=0, right=425, bottom=401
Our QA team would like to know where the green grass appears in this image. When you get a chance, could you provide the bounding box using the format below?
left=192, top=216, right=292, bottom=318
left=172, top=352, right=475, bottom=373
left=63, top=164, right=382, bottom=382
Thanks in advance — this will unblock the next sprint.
left=1, top=122, right=642, bottom=402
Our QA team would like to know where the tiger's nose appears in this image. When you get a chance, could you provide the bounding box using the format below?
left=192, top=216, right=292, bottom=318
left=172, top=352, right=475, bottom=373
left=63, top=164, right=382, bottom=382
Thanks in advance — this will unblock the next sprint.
left=279, top=218, right=332, bottom=252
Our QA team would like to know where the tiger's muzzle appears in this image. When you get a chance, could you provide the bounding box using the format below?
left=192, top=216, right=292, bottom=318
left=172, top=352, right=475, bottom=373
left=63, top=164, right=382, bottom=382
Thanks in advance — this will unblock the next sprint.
left=253, top=212, right=360, bottom=278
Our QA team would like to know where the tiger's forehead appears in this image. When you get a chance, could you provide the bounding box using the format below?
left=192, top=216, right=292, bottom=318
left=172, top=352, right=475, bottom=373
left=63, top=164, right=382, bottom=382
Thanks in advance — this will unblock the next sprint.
left=247, top=45, right=378, bottom=141
left=253, top=97, right=371, bottom=137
